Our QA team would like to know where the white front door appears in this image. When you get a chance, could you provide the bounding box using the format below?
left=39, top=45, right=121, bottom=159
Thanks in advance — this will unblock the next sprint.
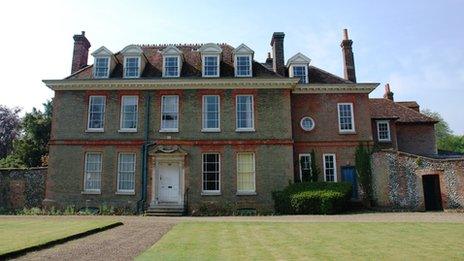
left=158, top=162, right=181, bottom=203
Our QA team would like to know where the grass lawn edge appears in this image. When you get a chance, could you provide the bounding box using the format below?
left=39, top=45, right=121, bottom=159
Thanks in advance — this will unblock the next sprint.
left=0, top=221, right=123, bottom=260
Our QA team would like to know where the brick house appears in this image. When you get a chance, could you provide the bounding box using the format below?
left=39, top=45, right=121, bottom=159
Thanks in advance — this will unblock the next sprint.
left=42, top=30, right=439, bottom=214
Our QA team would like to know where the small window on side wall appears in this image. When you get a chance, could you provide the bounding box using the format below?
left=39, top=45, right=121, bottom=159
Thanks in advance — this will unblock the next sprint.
left=300, top=117, right=315, bottom=131
left=377, top=120, right=391, bottom=142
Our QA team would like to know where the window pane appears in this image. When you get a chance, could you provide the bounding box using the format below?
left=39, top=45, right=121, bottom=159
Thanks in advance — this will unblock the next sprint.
left=95, top=57, right=109, bottom=77
left=125, top=57, right=139, bottom=77
left=324, top=155, right=336, bottom=182
left=236, top=95, right=253, bottom=129
left=237, top=153, right=255, bottom=192
left=293, top=66, right=307, bottom=83
left=202, top=95, right=219, bottom=129
left=118, top=153, right=135, bottom=191
left=88, top=96, right=105, bottom=129
left=338, top=104, right=354, bottom=131
left=204, top=56, right=218, bottom=76
left=164, top=56, right=179, bottom=77
left=236, top=56, right=251, bottom=76
left=161, top=96, right=179, bottom=130
left=121, top=96, right=138, bottom=129
left=85, top=153, right=101, bottom=191
left=203, top=153, right=220, bottom=192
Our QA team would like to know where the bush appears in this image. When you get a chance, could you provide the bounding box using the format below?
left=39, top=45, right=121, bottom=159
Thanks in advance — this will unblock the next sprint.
left=272, top=182, right=352, bottom=215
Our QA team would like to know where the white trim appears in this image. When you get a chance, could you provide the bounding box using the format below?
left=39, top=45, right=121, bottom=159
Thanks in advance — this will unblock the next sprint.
left=162, top=55, right=181, bottom=78
left=337, top=103, right=356, bottom=133
left=86, top=95, right=106, bottom=132
left=286, top=52, right=312, bottom=67
left=300, top=116, right=315, bottom=131
left=235, top=95, right=254, bottom=131
left=289, top=64, right=309, bottom=84
left=298, top=153, right=312, bottom=182
left=323, top=153, right=337, bottom=182
left=160, top=95, right=179, bottom=132
left=202, top=55, right=220, bottom=77
left=236, top=152, right=256, bottom=194
left=293, top=83, right=379, bottom=94
left=376, top=120, right=391, bottom=142
left=116, top=152, right=136, bottom=194
left=93, top=56, right=111, bottom=79
left=202, top=95, right=221, bottom=132
left=201, top=153, right=221, bottom=194
left=83, top=152, right=102, bottom=193
left=119, top=95, right=138, bottom=132
left=234, top=54, right=252, bottom=77
left=124, top=56, right=141, bottom=78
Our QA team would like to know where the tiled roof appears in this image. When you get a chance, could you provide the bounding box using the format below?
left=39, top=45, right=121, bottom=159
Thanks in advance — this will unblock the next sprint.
left=395, top=101, right=420, bottom=111
left=369, top=98, right=437, bottom=124
left=66, top=43, right=352, bottom=84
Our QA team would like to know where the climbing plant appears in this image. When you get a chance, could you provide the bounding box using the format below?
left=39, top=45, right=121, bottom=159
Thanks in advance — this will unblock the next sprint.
left=355, top=143, right=373, bottom=203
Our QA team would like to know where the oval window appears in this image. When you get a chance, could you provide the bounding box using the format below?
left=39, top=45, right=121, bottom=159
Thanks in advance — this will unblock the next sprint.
left=300, top=117, right=315, bottom=131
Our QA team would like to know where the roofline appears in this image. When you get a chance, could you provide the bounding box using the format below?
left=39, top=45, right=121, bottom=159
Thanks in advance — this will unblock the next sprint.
left=292, top=83, right=379, bottom=94
left=42, top=77, right=300, bottom=91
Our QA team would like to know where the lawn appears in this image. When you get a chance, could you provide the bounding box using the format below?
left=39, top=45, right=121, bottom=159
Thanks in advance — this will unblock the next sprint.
left=0, top=218, right=119, bottom=256
left=137, top=222, right=464, bottom=260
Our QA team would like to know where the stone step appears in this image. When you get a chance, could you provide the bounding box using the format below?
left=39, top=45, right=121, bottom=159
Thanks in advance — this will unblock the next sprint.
left=146, top=206, right=185, bottom=216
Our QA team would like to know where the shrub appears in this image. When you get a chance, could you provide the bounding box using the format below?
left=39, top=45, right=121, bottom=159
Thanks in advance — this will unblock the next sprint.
left=272, top=182, right=352, bottom=215
left=99, top=204, right=115, bottom=215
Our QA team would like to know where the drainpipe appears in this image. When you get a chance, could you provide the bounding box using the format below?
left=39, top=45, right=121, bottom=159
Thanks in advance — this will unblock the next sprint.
left=137, top=94, right=155, bottom=214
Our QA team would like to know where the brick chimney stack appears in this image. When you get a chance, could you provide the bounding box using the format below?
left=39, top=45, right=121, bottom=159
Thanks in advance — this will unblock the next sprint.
left=383, top=83, right=394, bottom=101
left=270, top=32, right=285, bottom=76
left=340, top=29, right=356, bottom=83
left=71, top=31, right=91, bottom=74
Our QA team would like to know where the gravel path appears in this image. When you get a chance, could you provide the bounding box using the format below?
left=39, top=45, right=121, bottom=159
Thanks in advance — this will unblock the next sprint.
left=15, top=216, right=176, bottom=261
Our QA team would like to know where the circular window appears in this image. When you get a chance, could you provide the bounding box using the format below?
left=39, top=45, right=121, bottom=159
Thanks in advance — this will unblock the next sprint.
left=300, top=117, right=315, bottom=131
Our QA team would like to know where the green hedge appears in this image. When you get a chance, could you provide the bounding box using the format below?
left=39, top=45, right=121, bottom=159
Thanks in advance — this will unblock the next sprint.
left=272, top=182, right=352, bottom=215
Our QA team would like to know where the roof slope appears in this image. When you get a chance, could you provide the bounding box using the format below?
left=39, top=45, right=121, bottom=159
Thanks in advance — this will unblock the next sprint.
left=369, top=98, right=437, bottom=124
left=67, top=44, right=278, bottom=80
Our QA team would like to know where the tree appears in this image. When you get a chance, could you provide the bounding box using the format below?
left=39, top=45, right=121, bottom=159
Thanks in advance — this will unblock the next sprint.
left=422, top=109, right=464, bottom=153
left=14, top=101, right=52, bottom=167
left=0, top=105, right=21, bottom=159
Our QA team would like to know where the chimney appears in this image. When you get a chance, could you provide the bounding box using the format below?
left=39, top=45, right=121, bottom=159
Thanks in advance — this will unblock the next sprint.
left=383, top=83, right=394, bottom=101
left=340, top=29, right=356, bottom=83
left=270, top=32, right=285, bottom=76
left=71, top=31, right=91, bottom=74
left=265, top=52, right=273, bottom=65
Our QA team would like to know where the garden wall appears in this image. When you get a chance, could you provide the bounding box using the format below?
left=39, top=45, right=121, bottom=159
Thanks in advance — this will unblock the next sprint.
left=372, top=150, right=464, bottom=211
left=0, top=168, right=47, bottom=210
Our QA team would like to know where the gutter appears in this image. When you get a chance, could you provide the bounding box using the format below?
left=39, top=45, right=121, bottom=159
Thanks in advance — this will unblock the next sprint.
left=137, top=94, right=155, bottom=214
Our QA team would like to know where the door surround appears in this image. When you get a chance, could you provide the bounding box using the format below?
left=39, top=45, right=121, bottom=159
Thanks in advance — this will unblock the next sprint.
left=149, top=145, right=187, bottom=207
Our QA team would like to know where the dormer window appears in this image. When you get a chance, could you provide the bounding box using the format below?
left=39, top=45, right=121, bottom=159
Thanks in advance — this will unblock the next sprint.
left=199, top=43, right=222, bottom=78
left=94, top=57, right=109, bottom=78
left=287, top=53, right=312, bottom=84
left=161, top=45, right=183, bottom=78
left=121, top=45, right=145, bottom=79
left=203, top=56, right=219, bottom=77
left=91, top=46, right=114, bottom=79
left=233, top=44, right=254, bottom=77
left=124, top=57, right=140, bottom=78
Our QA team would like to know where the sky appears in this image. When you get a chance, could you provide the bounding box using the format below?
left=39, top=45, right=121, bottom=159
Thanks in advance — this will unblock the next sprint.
left=0, top=0, right=463, bottom=134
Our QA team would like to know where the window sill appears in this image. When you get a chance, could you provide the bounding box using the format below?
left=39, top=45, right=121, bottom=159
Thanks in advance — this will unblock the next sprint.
left=159, top=129, right=179, bottom=133
left=201, top=191, right=221, bottom=196
left=81, top=190, right=101, bottom=195
left=235, top=128, right=255, bottom=132
left=235, top=74, right=252, bottom=78
left=116, top=191, right=135, bottom=195
left=202, top=75, right=220, bottom=78
left=201, top=129, right=221, bottom=133
left=236, top=191, right=257, bottom=196
left=118, top=129, right=138, bottom=133
left=85, top=129, right=104, bottom=133
left=378, top=140, right=392, bottom=143
left=339, top=131, right=356, bottom=135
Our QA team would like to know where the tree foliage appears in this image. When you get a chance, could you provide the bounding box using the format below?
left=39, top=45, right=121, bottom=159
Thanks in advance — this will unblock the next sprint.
left=355, top=143, right=372, bottom=202
left=0, top=105, right=21, bottom=159
left=422, top=109, right=464, bottom=153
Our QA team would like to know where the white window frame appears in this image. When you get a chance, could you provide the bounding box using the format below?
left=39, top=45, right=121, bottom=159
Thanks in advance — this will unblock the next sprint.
left=236, top=152, right=256, bottom=195
left=93, top=57, right=110, bottom=78
left=300, top=116, right=315, bottom=131
left=117, top=153, right=136, bottom=194
left=377, top=120, right=391, bottom=142
left=86, top=95, right=106, bottom=132
left=289, top=64, right=308, bottom=84
left=299, top=153, right=312, bottom=182
left=119, top=95, right=138, bottom=132
left=235, top=95, right=255, bottom=132
left=160, top=95, right=179, bottom=132
left=83, top=152, right=102, bottom=193
left=163, top=55, right=180, bottom=77
left=234, top=54, right=252, bottom=77
left=202, top=95, right=220, bottom=132
left=124, top=56, right=141, bottom=78
left=202, top=153, right=221, bottom=195
left=202, top=55, right=220, bottom=77
left=323, top=153, right=337, bottom=182
left=337, top=103, right=355, bottom=133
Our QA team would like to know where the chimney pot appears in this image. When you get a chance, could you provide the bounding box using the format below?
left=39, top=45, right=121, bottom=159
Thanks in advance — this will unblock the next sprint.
left=343, top=29, right=349, bottom=40
left=383, top=83, right=394, bottom=101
